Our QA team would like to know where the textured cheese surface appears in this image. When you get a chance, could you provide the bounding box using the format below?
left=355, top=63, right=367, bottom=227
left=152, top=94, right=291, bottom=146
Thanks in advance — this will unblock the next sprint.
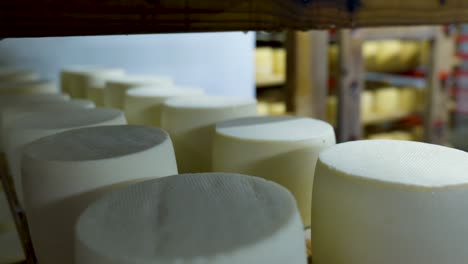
left=161, top=96, right=258, bottom=173
left=375, top=87, right=399, bottom=115
left=1, top=99, right=95, bottom=129
left=124, top=86, right=204, bottom=126
left=104, top=75, right=173, bottom=109
left=318, top=140, right=468, bottom=187
left=75, top=173, right=306, bottom=264
left=3, top=108, right=127, bottom=207
left=213, top=116, right=335, bottom=226
left=22, top=125, right=177, bottom=264
left=312, top=140, right=468, bottom=264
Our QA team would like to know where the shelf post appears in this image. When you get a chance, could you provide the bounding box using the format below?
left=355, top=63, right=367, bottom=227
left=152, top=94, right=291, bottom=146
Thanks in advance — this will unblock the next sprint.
left=337, top=29, right=364, bottom=142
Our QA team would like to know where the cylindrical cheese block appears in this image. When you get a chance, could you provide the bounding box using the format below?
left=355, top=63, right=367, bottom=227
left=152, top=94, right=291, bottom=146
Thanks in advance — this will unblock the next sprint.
left=60, top=66, right=120, bottom=98
left=0, top=80, right=57, bottom=95
left=0, top=68, right=38, bottom=82
left=161, top=96, right=257, bottom=173
left=273, top=48, right=286, bottom=77
left=22, top=125, right=177, bottom=264
left=312, top=140, right=468, bottom=264
left=213, top=116, right=335, bottom=226
left=124, top=86, right=204, bottom=126
left=75, top=173, right=306, bottom=264
left=255, top=47, right=274, bottom=77
left=399, top=87, right=418, bottom=113
left=361, top=91, right=375, bottom=122
left=0, top=99, right=94, bottom=152
left=69, top=68, right=125, bottom=100
left=104, top=75, right=173, bottom=109
left=85, top=69, right=126, bottom=107
left=375, top=87, right=399, bottom=116
left=3, top=108, right=126, bottom=206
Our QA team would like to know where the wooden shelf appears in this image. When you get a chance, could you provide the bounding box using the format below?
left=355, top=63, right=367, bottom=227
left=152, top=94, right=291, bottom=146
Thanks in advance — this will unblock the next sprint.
left=256, top=75, right=285, bottom=88
left=2, top=1, right=468, bottom=37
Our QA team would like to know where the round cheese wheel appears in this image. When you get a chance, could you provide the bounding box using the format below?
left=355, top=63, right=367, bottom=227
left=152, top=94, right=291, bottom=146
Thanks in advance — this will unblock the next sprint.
left=0, top=99, right=95, bottom=152
left=60, top=66, right=108, bottom=98
left=0, top=68, right=38, bottom=82
left=84, top=69, right=124, bottom=106
left=22, top=125, right=177, bottom=264
left=0, top=80, right=57, bottom=95
left=213, top=116, right=335, bottom=226
left=161, top=96, right=257, bottom=173
left=124, top=86, right=204, bottom=126
left=104, top=75, right=173, bottom=109
left=0, top=229, right=24, bottom=263
left=361, top=91, right=375, bottom=122
left=312, top=140, right=468, bottom=264
left=75, top=173, right=306, bottom=264
left=61, top=67, right=124, bottom=99
left=399, top=87, right=418, bottom=113
left=375, top=87, right=399, bottom=116
left=255, top=47, right=274, bottom=77
left=3, top=108, right=126, bottom=206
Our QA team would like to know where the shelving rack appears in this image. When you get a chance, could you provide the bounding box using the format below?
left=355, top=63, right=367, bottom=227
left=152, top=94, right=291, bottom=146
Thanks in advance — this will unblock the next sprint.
left=2, top=1, right=468, bottom=263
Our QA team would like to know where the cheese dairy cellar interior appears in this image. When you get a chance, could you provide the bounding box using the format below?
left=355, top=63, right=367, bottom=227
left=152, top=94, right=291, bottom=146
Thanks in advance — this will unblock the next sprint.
left=2, top=1, right=468, bottom=263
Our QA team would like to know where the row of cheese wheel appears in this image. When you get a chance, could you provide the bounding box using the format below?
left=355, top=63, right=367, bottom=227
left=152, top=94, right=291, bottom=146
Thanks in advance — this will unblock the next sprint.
left=326, top=87, right=424, bottom=126
left=1, top=67, right=468, bottom=264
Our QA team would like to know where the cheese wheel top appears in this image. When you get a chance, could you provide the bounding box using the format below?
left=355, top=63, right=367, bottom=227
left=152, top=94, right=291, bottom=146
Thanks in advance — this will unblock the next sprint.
left=106, top=75, right=173, bottom=87
left=76, top=173, right=298, bottom=260
left=126, top=86, right=203, bottom=98
left=0, top=94, right=69, bottom=106
left=319, top=140, right=468, bottom=187
left=24, top=125, right=169, bottom=162
left=216, top=116, right=334, bottom=142
left=164, top=96, right=256, bottom=109
left=9, top=108, right=123, bottom=130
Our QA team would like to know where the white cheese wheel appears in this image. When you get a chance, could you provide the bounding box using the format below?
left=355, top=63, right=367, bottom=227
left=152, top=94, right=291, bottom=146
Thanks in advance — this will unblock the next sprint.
left=75, top=172, right=306, bottom=264
left=104, top=75, right=173, bottom=109
left=1, top=99, right=95, bottom=128
left=312, top=140, right=468, bottom=264
left=0, top=229, right=24, bottom=263
left=60, top=66, right=95, bottom=95
left=0, top=80, right=57, bottom=95
left=3, top=108, right=126, bottom=206
left=375, top=87, right=399, bottom=116
left=22, top=125, right=177, bottom=264
left=71, top=68, right=125, bottom=100
left=213, top=116, right=335, bottom=226
left=161, top=96, right=257, bottom=173
left=0, top=68, right=38, bottom=82
left=0, top=94, right=71, bottom=152
left=124, top=86, right=204, bottom=126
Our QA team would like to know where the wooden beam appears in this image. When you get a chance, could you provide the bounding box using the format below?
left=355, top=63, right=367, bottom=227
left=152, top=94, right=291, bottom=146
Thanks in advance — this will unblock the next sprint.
left=286, top=30, right=328, bottom=119
left=2, top=0, right=468, bottom=37
left=337, top=29, right=364, bottom=142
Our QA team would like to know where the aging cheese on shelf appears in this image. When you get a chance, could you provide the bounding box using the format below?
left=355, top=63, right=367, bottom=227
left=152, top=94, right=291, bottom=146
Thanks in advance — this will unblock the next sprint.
left=124, top=86, right=203, bottom=126
left=0, top=68, right=38, bottom=82
left=104, top=75, right=173, bottom=109
left=60, top=66, right=124, bottom=99
left=0, top=80, right=57, bottom=95
left=399, top=87, right=418, bottom=113
left=75, top=173, right=306, bottom=264
left=312, top=140, right=468, bottom=264
left=213, top=116, right=335, bottom=227
left=3, top=108, right=126, bottom=206
left=161, top=96, right=257, bottom=173
left=22, top=125, right=177, bottom=264
left=0, top=94, right=71, bottom=152
left=375, top=87, right=399, bottom=116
